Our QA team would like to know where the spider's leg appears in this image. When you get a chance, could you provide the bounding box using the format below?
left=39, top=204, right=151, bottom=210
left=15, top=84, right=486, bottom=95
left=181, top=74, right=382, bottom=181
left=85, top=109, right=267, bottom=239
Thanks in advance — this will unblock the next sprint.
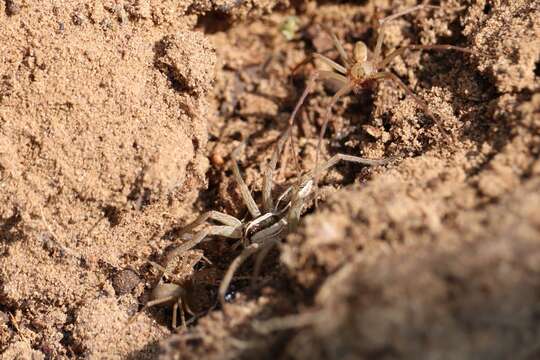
left=231, top=142, right=261, bottom=218
left=169, top=297, right=187, bottom=329
left=219, top=243, right=260, bottom=308
left=373, top=4, right=439, bottom=61
left=183, top=295, right=195, bottom=316
left=263, top=128, right=291, bottom=213
left=313, top=83, right=354, bottom=203
left=253, top=310, right=324, bottom=334
left=378, top=44, right=474, bottom=69
left=179, top=210, right=242, bottom=237
left=286, top=70, right=348, bottom=176
left=141, top=296, right=176, bottom=310
left=127, top=295, right=177, bottom=326
left=330, top=32, right=350, bottom=67
left=298, top=154, right=393, bottom=215
left=172, top=301, right=178, bottom=329
left=251, top=240, right=279, bottom=288
left=373, top=71, right=434, bottom=118
left=177, top=298, right=187, bottom=329
left=314, top=153, right=394, bottom=175
left=319, top=24, right=351, bottom=67
left=379, top=4, right=438, bottom=24
left=314, top=54, right=347, bottom=74
left=165, top=225, right=242, bottom=271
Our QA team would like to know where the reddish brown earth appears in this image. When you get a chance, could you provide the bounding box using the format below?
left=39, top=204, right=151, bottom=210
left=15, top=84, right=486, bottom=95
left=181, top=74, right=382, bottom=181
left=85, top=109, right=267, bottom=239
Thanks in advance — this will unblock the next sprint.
left=0, top=0, right=539, bottom=359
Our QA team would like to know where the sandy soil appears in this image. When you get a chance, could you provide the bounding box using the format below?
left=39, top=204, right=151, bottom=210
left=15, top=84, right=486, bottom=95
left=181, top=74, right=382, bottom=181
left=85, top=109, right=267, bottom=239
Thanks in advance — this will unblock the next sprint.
left=1, top=0, right=539, bottom=359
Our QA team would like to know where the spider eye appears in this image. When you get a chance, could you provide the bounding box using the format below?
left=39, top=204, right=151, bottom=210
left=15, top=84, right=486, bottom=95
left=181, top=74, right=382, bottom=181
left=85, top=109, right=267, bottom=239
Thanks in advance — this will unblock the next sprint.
left=353, top=42, right=368, bottom=62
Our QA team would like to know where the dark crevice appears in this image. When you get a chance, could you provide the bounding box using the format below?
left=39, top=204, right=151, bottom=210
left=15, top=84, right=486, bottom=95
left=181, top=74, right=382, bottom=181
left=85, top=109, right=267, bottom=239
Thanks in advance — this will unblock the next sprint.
left=127, top=185, right=152, bottom=210
left=314, top=0, right=369, bottom=6
left=4, top=0, right=21, bottom=16
left=0, top=208, right=23, bottom=243
left=59, top=311, right=81, bottom=357
left=101, top=205, right=121, bottom=227
left=195, top=10, right=233, bottom=34
left=153, top=38, right=192, bottom=94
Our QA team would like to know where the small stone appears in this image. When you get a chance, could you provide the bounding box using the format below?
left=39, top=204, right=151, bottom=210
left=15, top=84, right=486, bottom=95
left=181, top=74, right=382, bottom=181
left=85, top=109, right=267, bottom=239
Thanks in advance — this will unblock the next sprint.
left=363, top=125, right=382, bottom=139
left=72, top=13, right=84, bottom=26
left=211, top=152, right=225, bottom=167
left=0, top=310, right=10, bottom=324
left=6, top=0, right=21, bottom=16
left=112, top=269, right=140, bottom=295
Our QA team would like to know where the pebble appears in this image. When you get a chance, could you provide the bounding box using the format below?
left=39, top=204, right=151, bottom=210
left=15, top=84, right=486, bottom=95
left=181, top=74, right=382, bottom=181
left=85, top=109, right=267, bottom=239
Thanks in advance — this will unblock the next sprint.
left=0, top=310, right=10, bottom=324
left=112, top=269, right=140, bottom=295
left=6, top=0, right=21, bottom=16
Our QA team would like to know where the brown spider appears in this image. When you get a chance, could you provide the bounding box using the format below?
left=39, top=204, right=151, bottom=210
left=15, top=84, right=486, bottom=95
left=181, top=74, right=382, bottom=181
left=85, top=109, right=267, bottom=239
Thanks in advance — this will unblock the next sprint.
left=126, top=250, right=216, bottom=329
left=285, top=4, right=475, bottom=190
left=126, top=259, right=200, bottom=329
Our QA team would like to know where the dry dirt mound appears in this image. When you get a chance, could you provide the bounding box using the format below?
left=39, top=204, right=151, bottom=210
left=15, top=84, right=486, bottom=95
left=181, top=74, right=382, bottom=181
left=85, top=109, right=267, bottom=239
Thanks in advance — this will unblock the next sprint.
left=1, top=0, right=539, bottom=359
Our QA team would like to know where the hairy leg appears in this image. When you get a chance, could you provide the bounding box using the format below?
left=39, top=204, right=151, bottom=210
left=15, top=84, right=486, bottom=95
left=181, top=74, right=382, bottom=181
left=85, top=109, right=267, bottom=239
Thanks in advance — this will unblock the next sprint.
left=127, top=295, right=177, bottom=326
left=172, top=301, right=178, bottom=329
left=314, top=153, right=395, bottom=175
left=231, top=142, right=261, bottom=218
left=286, top=70, right=348, bottom=180
left=171, top=298, right=188, bottom=329
left=165, top=225, right=242, bottom=272
left=379, top=4, right=438, bottom=24
left=319, top=24, right=351, bottom=67
left=379, top=44, right=474, bottom=69
left=314, top=53, right=347, bottom=75
left=179, top=210, right=242, bottom=237
left=313, top=83, right=354, bottom=202
left=374, top=71, right=434, bottom=118
left=179, top=298, right=187, bottom=329
left=262, top=128, right=290, bottom=213
left=373, top=4, right=439, bottom=61
left=251, top=240, right=278, bottom=288
left=253, top=310, right=324, bottom=334
left=330, top=31, right=351, bottom=67
left=219, top=243, right=260, bottom=307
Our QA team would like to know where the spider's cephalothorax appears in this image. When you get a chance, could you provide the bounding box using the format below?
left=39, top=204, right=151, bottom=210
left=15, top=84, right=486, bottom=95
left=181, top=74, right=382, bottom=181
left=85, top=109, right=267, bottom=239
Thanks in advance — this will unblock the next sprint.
left=243, top=212, right=285, bottom=246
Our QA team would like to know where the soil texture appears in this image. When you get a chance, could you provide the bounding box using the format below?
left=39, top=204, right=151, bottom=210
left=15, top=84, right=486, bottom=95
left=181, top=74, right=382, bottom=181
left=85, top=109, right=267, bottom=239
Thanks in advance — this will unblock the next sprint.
left=1, top=0, right=539, bottom=359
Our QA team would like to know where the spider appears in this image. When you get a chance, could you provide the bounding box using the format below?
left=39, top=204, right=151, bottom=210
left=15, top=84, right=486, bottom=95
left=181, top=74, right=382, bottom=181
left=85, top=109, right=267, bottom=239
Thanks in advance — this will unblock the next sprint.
left=126, top=250, right=212, bottom=329
left=284, top=4, right=475, bottom=191
left=127, top=262, right=195, bottom=329
left=163, top=128, right=392, bottom=308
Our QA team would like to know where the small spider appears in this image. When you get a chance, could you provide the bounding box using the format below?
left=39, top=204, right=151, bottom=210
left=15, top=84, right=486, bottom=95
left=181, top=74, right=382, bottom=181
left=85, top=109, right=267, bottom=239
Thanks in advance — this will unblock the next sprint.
left=163, top=128, right=392, bottom=308
left=127, top=266, right=194, bottom=329
left=127, top=251, right=209, bottom=329
left=285, top=4, right=475, bottom=190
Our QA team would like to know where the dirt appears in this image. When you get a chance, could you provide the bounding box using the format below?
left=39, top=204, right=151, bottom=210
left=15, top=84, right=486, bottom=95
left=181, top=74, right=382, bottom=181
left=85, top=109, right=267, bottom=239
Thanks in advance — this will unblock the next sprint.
left=0, top=0, right=539, bottom=359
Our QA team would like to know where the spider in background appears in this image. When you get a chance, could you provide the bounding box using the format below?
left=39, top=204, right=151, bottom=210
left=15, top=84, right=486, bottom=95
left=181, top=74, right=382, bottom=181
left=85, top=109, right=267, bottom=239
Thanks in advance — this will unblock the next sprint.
left=284, top=4, right=475, bottom=192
